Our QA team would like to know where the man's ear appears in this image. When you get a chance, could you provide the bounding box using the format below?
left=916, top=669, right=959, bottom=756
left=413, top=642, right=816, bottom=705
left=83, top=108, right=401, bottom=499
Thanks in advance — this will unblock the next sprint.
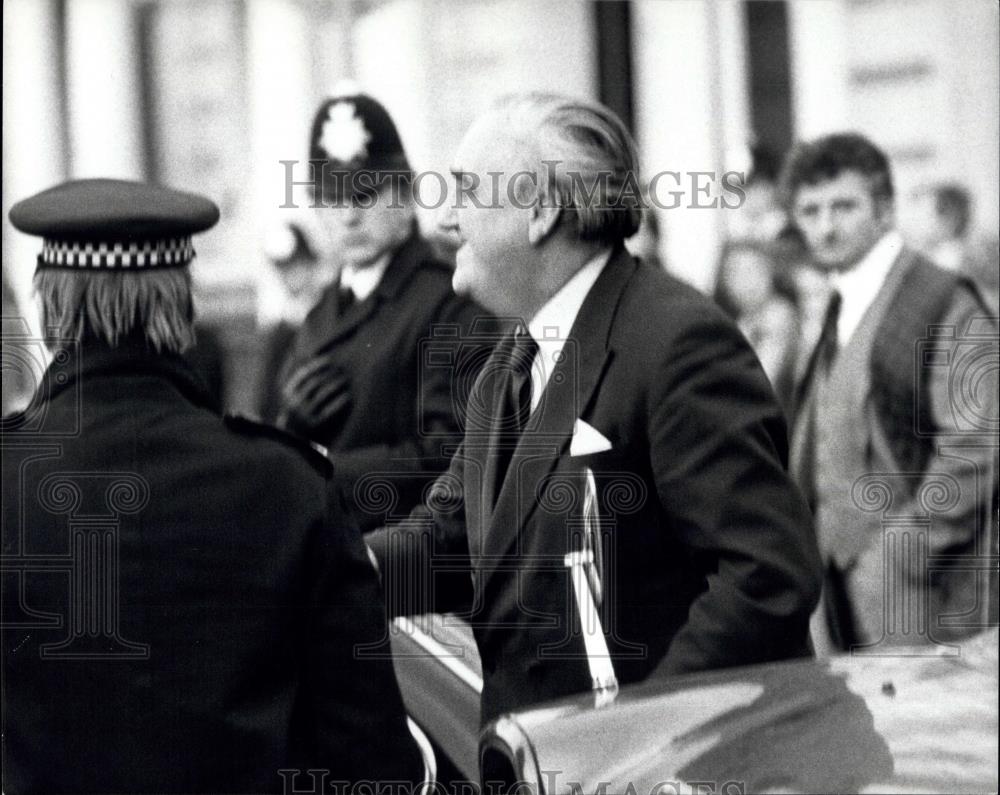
left=527, top=199, right=562, bottom=246
left=874, top=195, right=896, bottom=230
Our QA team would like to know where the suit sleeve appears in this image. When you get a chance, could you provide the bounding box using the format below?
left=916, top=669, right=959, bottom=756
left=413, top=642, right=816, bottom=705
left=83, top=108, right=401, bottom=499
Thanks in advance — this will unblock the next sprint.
left=648, top=316, right=822, bottom=676
left=904, top=288, right=998, bottom=635
left=923, top=287, right=997, bottom=546
left=364, top=446, right=475, bottom=618
left=299, top=483, right=424, bottom=785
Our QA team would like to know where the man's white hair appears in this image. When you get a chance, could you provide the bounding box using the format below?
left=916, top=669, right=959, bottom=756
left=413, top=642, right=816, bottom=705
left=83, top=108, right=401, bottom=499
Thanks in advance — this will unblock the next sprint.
left=492, top=92, right=643, bottom=244
left=34, top=268, right=195, bottom=354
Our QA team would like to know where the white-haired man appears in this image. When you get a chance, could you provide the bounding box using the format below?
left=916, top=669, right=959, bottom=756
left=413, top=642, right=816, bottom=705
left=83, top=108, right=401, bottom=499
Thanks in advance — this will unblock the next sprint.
left=2, top=179, right=422, bottom=792
left=369, top=94, right=822, bottom=724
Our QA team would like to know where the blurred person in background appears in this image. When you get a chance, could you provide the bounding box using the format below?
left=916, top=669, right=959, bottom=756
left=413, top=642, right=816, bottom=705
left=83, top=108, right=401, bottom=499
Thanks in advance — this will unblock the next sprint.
left=788, top=255, right=831, bottom=386
left=782, top=133, right=998, bottom=654
left=909, top=181, right=1000, bottom=293
left=277, top=94, right=489, bottom=531
left=774, top=224, right=831, bottom=393
left=712, top=239, right=799, bottom=407
left=727, top=144, right=787, bottom=243
left=2, top=179, right=423, bottom=793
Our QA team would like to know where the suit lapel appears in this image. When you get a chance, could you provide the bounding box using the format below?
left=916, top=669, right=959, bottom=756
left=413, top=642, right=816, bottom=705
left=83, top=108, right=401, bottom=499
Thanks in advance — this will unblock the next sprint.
left=290, top=284, right=338, bottom=365
left=477, top=248, right=638, bottom=574
left=318, top=288, right=381, bottom=349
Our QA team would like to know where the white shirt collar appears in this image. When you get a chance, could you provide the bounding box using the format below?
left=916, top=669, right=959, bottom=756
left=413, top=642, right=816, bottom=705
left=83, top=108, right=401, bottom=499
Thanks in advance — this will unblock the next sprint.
left=525, top=248, right=613, bottom=411
left=930, top=239, right=964, bottom=272
left=339, top=251, right=392, bottom=301
left=829, top=229, right=903, bottom=346
left=277, top=294, right=313, bottom=325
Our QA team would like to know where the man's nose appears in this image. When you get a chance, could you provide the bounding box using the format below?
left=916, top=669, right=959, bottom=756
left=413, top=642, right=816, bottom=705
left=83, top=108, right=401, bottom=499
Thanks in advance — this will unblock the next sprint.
left=342, top=203, right=364, bottom=226
left=816, top=207, right=837, bottom=238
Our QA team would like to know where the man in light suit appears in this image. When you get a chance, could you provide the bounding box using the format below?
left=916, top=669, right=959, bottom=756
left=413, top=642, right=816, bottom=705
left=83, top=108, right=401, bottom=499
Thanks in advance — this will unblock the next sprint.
left=783, top=133, right=998, bottom=654
left=369, top=94, right=821, bottom=724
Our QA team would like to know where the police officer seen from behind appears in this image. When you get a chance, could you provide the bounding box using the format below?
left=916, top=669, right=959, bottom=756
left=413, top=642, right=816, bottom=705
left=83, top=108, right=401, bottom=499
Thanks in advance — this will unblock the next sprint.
left=278, top=94, right=489, bottom=531
left=1, top=179, right=423, bottom=793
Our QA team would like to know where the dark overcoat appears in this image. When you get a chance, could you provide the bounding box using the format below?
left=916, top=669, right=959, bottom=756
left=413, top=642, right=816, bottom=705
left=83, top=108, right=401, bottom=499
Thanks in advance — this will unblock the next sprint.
left=1, top=341, right=422, bottom=793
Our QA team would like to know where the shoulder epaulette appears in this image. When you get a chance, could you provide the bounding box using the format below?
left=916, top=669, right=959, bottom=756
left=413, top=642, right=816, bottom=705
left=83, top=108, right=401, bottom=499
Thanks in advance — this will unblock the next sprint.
left=223, top=413, right=332, bottom=477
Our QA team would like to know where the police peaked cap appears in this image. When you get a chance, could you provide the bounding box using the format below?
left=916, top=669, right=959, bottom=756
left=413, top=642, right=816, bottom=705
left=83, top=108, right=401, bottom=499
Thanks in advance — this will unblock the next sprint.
left=9, top=178, right=219, bottom=270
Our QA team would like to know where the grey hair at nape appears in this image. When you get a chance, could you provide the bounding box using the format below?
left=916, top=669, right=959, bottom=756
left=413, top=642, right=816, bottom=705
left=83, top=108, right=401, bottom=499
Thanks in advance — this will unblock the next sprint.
left=491, top=92, right=643, bottom=244
left=33, top=267, right=196, bottom=355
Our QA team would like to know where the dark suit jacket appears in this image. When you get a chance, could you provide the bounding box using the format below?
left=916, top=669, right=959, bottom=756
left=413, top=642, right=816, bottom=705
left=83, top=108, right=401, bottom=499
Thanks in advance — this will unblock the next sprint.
left=370, top=247, right=823, bottom=723
left=1, top=341, right=421, bottom=793
left=281, top=233, right=490, bottom=530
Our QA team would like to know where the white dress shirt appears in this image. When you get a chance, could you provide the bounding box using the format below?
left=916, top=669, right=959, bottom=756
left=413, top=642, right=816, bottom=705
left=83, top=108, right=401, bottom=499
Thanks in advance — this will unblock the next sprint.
left=829, top=230, right=903, bottom=346
left=930, top=239, right=965, bottom=272
left=339, top=252, right=392, bottom=301
left=526, top=248, right=613, bottom=411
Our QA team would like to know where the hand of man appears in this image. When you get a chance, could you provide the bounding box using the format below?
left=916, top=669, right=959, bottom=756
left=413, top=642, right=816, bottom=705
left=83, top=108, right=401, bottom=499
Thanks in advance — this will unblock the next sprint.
left=278, top=355, right=352, bottom=441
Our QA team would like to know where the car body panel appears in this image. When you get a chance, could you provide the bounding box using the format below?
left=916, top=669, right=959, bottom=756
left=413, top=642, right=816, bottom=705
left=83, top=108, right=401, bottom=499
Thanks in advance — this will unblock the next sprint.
left=495, top=630, right=999, bottom=794
left=392, top=615, right=998, bottom=794
left=391, top=614, right=483, bottom=780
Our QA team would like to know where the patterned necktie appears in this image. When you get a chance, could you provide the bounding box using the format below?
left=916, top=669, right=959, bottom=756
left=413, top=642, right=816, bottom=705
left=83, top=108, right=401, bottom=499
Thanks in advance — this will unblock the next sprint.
left=798, top=288, right=843, bottom=401
left=508, top=330, right=539, bottom=433
left=493, top=330, right=539, bottom=502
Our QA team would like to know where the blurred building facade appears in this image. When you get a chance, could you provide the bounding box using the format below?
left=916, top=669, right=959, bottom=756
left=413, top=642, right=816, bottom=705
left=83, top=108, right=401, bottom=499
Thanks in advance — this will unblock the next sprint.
left=4, top=0, right=998, bottom=408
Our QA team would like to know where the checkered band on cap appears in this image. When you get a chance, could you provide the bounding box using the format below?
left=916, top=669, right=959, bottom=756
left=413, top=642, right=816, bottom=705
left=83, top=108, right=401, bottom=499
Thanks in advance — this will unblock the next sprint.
left=37, top=237, right=195, bottom=269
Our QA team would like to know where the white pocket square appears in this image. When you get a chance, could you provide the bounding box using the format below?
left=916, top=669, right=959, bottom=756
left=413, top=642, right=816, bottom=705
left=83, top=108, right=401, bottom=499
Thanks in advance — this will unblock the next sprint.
left=570, top=419, right=612, bottom=457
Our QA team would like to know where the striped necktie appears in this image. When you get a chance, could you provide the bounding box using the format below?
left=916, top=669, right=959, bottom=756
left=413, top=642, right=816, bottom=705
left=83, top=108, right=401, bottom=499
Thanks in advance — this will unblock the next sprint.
left=493, top=330, right=539, bottom=502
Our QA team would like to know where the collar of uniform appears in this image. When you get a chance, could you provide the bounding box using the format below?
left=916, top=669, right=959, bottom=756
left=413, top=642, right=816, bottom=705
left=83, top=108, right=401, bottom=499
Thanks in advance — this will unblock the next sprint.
left=930, top=238, right=965, bottom=272
left=40, top=337, right=218, bottom=413
left=372, top=230, right=436, bottom=302
left=339, top=251, right=392, bottom=302
left=829, top=229, right=903, bottom=346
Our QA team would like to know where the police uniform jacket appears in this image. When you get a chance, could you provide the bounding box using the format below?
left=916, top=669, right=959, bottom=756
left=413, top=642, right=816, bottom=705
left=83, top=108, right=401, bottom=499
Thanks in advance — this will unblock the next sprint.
left=1, top=340, right=422, bottom=793
left=282, top=232, right=489, bottom=530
